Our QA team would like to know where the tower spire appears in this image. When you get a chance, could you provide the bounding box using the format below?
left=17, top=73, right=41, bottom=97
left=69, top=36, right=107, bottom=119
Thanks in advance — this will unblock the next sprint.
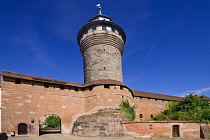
left=96, top=2, right=103, bottom=14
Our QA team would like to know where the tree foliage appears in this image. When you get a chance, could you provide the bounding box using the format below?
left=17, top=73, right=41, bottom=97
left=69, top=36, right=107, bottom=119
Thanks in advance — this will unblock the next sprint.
left=119, top=99, right=136, bottom=121
left=45, top=116, right=61, bottom=128
left=154, top=93, right=210, bottom=123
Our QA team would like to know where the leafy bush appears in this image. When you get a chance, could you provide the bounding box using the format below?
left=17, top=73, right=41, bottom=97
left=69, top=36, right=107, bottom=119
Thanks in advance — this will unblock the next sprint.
left=45, top=116, right=61, bottom=128
left=119, top=99, right=136, bottom=120
left=154, top=93, right=210, bottom=123
left=153, top=114, right=169, bottom=121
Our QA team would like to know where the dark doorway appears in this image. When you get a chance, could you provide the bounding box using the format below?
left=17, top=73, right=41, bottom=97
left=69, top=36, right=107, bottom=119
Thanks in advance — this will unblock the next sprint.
left=18, top=123, right=27, bottom=135
left=172, top=125, right=180, bottom=137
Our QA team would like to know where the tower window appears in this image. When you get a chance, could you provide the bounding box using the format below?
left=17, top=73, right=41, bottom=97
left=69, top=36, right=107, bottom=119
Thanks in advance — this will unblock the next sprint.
left=15, top=79, right=21, bottom=84
left=120, top=86, right=123, bottom=90
left=92, top=26, right=96, bottom=30
left=112, top=28, right=115, bottom=32
left=104, top=85, right=110, bottom=89
left=107, top=27, right=112, bottom=31
left=139, top=114, right=143, bottom=118
left=150, top=115, right=154, bottom=119
left=75, top=88, right=78, bottom=91
left=102, top=26, right=106, bottom=30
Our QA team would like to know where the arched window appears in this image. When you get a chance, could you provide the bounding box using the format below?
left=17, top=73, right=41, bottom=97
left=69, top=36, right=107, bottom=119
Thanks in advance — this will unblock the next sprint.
left=18, top=123, right=27, bottom=135
left=150, top=114, right=154, bottom=119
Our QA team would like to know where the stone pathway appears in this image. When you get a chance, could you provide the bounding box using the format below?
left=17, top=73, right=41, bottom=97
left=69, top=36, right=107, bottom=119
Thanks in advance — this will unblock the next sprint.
left=8, top=134, right=136, bottom=140
left=8, top=134, right=202, bottom=140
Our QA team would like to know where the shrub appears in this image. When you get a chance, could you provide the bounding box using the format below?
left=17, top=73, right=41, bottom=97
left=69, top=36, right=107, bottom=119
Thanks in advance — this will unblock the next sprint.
left=45, top=116, right=61, bottom=128
left=119, top=99, right=136, bottom=120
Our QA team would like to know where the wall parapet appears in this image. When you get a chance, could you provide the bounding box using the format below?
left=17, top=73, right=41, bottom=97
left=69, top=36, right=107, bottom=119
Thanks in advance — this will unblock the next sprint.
left=122, top=120, right=196, bottom=124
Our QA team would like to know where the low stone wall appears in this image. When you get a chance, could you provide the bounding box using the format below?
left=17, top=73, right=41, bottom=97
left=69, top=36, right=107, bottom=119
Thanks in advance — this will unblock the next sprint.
left=122, top=121, right=200, bottom=138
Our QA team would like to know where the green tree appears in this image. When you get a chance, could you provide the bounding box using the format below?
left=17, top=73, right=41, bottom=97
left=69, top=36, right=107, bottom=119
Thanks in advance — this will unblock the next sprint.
left=45, top=116, right=61, bottom=128
left=119, top=99, right=136, bottom=120
left=153, top=93, right=210, bottom=123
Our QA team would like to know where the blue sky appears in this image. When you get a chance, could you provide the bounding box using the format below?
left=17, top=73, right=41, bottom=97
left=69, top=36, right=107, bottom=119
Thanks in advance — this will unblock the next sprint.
left=1, top=0, right=210, bottom=97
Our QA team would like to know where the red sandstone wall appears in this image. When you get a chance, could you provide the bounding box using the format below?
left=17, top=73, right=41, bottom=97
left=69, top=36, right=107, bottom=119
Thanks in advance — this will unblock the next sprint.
left=83, top=85, right=134, bottom=112
left=1, top=76, right=134, bottom=136
left=1, top=77, right=85, bottom=135
left=134, top=97, right=166, bottom=120
left=122, top=121, right=200, bottom=138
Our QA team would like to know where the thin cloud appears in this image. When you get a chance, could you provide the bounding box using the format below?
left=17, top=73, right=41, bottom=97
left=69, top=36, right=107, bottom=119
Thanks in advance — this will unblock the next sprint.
left=179, top=87, right=210, bottom=97
left=9, top=30, right=58, bottom=70
left=195, top=87, right=210, bottom=95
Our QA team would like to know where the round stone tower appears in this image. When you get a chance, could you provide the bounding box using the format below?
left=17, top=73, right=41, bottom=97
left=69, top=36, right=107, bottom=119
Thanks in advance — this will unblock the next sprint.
left=77, top=14, right=126, bottom=83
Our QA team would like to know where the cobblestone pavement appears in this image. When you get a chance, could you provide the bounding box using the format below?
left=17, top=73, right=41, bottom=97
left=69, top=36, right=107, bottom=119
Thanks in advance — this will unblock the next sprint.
left=8, top=134, right=202, bottom=140
left=8, top=134, right=136, bottom=140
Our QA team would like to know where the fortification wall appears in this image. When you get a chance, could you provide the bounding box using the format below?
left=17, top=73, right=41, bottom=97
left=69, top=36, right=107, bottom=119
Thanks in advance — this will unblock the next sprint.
left=83, top=85, right=134, bottom=112
left=1, top=76, right=85, bottom=135
left=1, top=75, right=134, bottom=136
left=134, top=97, right=166, bottom=120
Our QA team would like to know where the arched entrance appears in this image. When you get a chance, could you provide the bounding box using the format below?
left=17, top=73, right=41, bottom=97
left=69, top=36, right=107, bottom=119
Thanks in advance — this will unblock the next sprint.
left=18, top=123, right=27, bottom=135
left=39, top=114, right=61, bottom=135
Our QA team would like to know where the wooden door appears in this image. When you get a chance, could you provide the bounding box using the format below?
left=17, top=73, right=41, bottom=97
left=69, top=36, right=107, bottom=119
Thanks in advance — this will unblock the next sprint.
left=172, top=125, right=180, bottom=137
left=18, top=123, right=27, bottom=135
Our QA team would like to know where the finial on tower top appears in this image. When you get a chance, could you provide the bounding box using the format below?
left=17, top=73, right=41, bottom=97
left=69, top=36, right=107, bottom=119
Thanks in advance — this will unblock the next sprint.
left=96, top=2, right=103, bottom=14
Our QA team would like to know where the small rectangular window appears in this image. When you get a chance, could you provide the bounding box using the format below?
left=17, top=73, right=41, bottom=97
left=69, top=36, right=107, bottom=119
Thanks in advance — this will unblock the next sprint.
left=120, top=86, right=123, bottom=90
left=112, top=28, right=115, bottom=32
left=15, top=79, right=21, bottom=84
left=102, top=26, right=106, bottom=30
left=139, top=114, right=143, bottom=118
left=92, top=26, right=96, bottom=30
left=60, top=85, right=64, bottom=90
left=44, top=83, right=49, bottom=88
left=75, top=88, right=78, bottom=91
left=104, top=85, right=110, bottom=89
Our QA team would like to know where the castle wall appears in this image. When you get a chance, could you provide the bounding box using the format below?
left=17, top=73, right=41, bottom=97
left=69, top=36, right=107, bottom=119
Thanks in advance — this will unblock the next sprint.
left=1, top=75, right=135, bottom=136
left=1, top=76, right=85, bottom=135
left=134, top=97, right=166, bottom=120
left=83, top=85, right=134, bottom=112
left=122, top=121, right=200, bottom=138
